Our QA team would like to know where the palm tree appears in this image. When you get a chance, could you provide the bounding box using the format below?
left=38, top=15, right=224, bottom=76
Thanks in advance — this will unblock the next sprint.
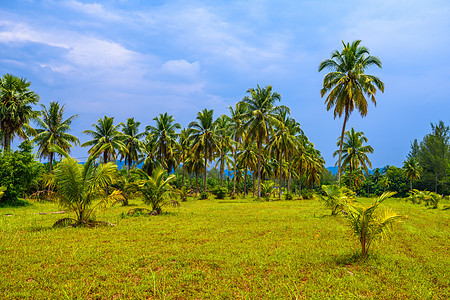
left=345, top=192, right=403, bottom=258
left=118, top=118, right=145, bottom=174
left=132, top=167, right=176, bottom=214
left=0, top=74, right=40, bottom=151
left=82, top=116, right=126, bottom=164
left=239, top=84, right=287, bottom=199
left=49, top=145, right=119, bottom=227
left=139, top=134, right=160, bottom=176
left=402, top=156, right=421, bottom=191
left=333, top=127, right=373, bottom=190
left=176, top=128, right=193, bottom=187
left=214, top=115, right=234, bottom=187
left=189, top=109, right=218, bottom=192
left=228, top=102, right=247, bottom=196
left=33, top=101, right=79, bottom=173
left=319, top=40, right=384, bottom=185
left=237, top=137, right=257, bottom=196
left=146, top=113, right=181, bottom=174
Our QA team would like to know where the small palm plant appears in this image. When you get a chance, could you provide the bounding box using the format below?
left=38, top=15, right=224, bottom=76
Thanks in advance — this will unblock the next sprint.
left=133, top=167, right=177, bottom=214
left=320, top=185, right=355, bottom=216
left=260, top=181, right=275, bottom=201
left=49, top=145, right=120, bottom=227
left=345, top=192, right=404, bottom=258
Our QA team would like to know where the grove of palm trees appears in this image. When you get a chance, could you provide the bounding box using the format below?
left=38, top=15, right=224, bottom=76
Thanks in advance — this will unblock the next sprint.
left=0, top=40, right=449, bottom=299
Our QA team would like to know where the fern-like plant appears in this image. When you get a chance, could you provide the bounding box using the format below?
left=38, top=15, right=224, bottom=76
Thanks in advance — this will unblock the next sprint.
left=320, top=185, right=355, bottom=215
left=345, top=192, right=404, bottom=258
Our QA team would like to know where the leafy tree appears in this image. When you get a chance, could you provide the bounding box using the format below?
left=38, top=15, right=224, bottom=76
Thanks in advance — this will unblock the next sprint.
left=345, top=192, right=404, bottom=258
left=319, top=40, right=384, bottom=185
left=333, top=127, right=373, bottom=190
left=82, top=116, right=126, bottom=163
left=0, top=74, right=40, bottom=151
left=118, top=117, right=145, bottom=174
left=189, top=108, right=219, bottom=192
left=239, top=84, right=286, bottom=199
left=146, top=113, right=181, bottom=173
left=33, top=101, right=79, bottom=173
left=0, top=141, right=44, bottom=204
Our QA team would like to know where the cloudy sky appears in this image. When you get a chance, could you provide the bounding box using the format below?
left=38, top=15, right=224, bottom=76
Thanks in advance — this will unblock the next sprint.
left=1, top=0, right=449, bottom=167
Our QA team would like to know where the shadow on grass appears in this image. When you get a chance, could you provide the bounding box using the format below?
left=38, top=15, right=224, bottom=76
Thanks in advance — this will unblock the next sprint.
left=0, top=199, right=32, bottom=208
left=332, top=252, right=365, bottom=265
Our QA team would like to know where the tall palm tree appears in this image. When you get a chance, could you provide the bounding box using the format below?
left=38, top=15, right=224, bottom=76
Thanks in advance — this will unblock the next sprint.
left=82, top=116, right=126, bottom=164
left=146, top=112, right=181, bottom=174
left=333, top=127, right=373, bottom=190
left=176, top=128, right=193, bottom=187
left=214, top=115, right=234, bottom=187
left=0, top=74, right=40, bottom=150
left=237, top=137, right=257, bottom=196
left=118, top=117, right=146, bottom=174
left=139, top=134, right=160, bottom=176
left=33, top=101, right=79, bottom=173
left=402, top=157, right=421, bottom=191
left=189, top=108, right=218, bottom=192
left=239, top=84, right=287, bottom=199
left=319, top=40, right=384, bottom=185
left=228, top=102, right=247, bottom=196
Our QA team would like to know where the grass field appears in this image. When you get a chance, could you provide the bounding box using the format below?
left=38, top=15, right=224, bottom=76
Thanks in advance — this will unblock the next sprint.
left=0, top=196, right=449, bottom=299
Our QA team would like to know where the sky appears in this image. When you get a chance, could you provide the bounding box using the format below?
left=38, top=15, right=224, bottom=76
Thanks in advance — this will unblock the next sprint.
left=0, top=0, right=449, bottom=167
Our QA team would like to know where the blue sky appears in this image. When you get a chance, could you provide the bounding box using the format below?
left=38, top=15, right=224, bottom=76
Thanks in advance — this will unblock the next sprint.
left=0, top=0, right=449, bottom=167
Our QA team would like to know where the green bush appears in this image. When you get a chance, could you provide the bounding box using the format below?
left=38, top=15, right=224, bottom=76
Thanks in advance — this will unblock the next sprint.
left=212, top=187, right=228, bottom=199
left=199, top=191, right=209, bottom=200
left=301, top=189, right=314, bottom=200
left=284, top=192, right=293, bottom=200
left=0, top=142, right=45, bottom=204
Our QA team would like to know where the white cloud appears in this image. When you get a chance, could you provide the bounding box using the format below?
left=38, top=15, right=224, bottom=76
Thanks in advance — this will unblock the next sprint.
left=63, top=0, right=122, bottom=21
left=161, top=59, right=200, bottom=78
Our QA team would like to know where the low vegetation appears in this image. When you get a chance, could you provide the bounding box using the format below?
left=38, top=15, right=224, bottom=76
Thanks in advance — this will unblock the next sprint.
left=0, top=196, right=448, bottom=299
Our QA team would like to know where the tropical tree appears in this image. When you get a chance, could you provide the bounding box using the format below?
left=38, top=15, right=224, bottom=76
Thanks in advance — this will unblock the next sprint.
left=333, top=127, right=373, bottom=190
left=176, top=128, right=193, bottom=187
left=139, top=134, right=159, bottom=176
left=49, top=145, right=119, bottom=227
left=189, top=108, right=219, bottom=192
left=132, top=167, right=176, bottom=214
left=319, top=40, right=384, bottom=185
left=239, top=84, right=286, bottom=198
left=214, top=115, right=234, bottom=187
left=402, top=156, right=421, bottom=191
left=237, top=137, right=257, bottom=196
left=146, top=113, right=181, bottom=173
left=33, top=101, right=79, bottom=173
left=0, top=74, right=40, bottom=150
left=118, top=117, right=145, bottom=174
left=320, top=184, right=355, bottom=216
left=228, top=102, right=247, bottom=196
left=82, top=116, right=126, bottom=164
left=345, top=192, right=403, bottom=258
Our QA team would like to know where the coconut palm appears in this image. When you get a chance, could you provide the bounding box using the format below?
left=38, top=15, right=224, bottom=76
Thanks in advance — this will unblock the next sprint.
left=228, top=102, right=247, bottom=196
left=345, top=192, right=403, bottom=258
left=82, top=116, right=126, bottom=164
left=176, top=128, right=193, bottom=187
left=0, top=74, right=40, bottom=151
left=132, top=167, right=176, bottom=214
left=320, top=184, right=355, bottom=216
left=139, top=134, right=160, bottom=176
left=33, top=101, right=79, bottom=173
left=239, top=84, right=287, bottom=198
left=214, top=115, right=234, bottom=187
left=333, top=128, right=373, bottom=190
left=49, top=145, right=119, bottom=227
left=237, top=138, right=257, bottom=196
left=402, top=156, right=421, bottom=191
left=189, top=109, right=219, bottom=192
left=319, top=40, right=384, bottom=185
left=118, top=118, right=145, bottom=174
left=146, top=113, right=181, bottom=173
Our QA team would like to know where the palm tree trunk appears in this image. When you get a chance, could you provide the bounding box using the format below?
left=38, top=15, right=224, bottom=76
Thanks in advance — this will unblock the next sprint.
left=204, top=148, right=207, bottom=192
left=337, top=110, right=349, bottom=186
left=287, top=153, right=292, bottom=193
left=103, top=151, right=108, bottom=164
left=3, top=132, right=11, bottom=151
left=182, top=165, right=185, bottom=187
left=279, top=154, right=282, bottom=200
left=410, top=179, right=412, bottom=192
left=257, top=139, right=262, bottom=199
left=220, top=155, right=224, bottom=187
left=252, top=171, right=256, bottom=196
left=233, top=148, right=237, bottom=196
left=49, top=152, right=54, bottom=173
left=244, top=168, right=248, bottom=195
left=298, top=162, right=303, bottom=199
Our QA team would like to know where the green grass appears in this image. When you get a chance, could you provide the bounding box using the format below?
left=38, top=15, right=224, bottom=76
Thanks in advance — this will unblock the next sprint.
left=0, top=196, right=449, bottom=299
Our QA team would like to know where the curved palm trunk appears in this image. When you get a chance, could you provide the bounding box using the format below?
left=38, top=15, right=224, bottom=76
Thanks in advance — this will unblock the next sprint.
left=337, top=110, right=349, bottom=186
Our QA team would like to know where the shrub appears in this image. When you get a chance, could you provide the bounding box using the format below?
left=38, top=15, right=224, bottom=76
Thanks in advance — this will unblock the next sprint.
left=200, top=191, right=209, bottom=200
left=284, top=192, right=293, bottom=200
left=301, top=189, right=314, bottom=200
left=320, top=185, right=355, bottom=215
left=212, top=187, right=228, bottom=199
